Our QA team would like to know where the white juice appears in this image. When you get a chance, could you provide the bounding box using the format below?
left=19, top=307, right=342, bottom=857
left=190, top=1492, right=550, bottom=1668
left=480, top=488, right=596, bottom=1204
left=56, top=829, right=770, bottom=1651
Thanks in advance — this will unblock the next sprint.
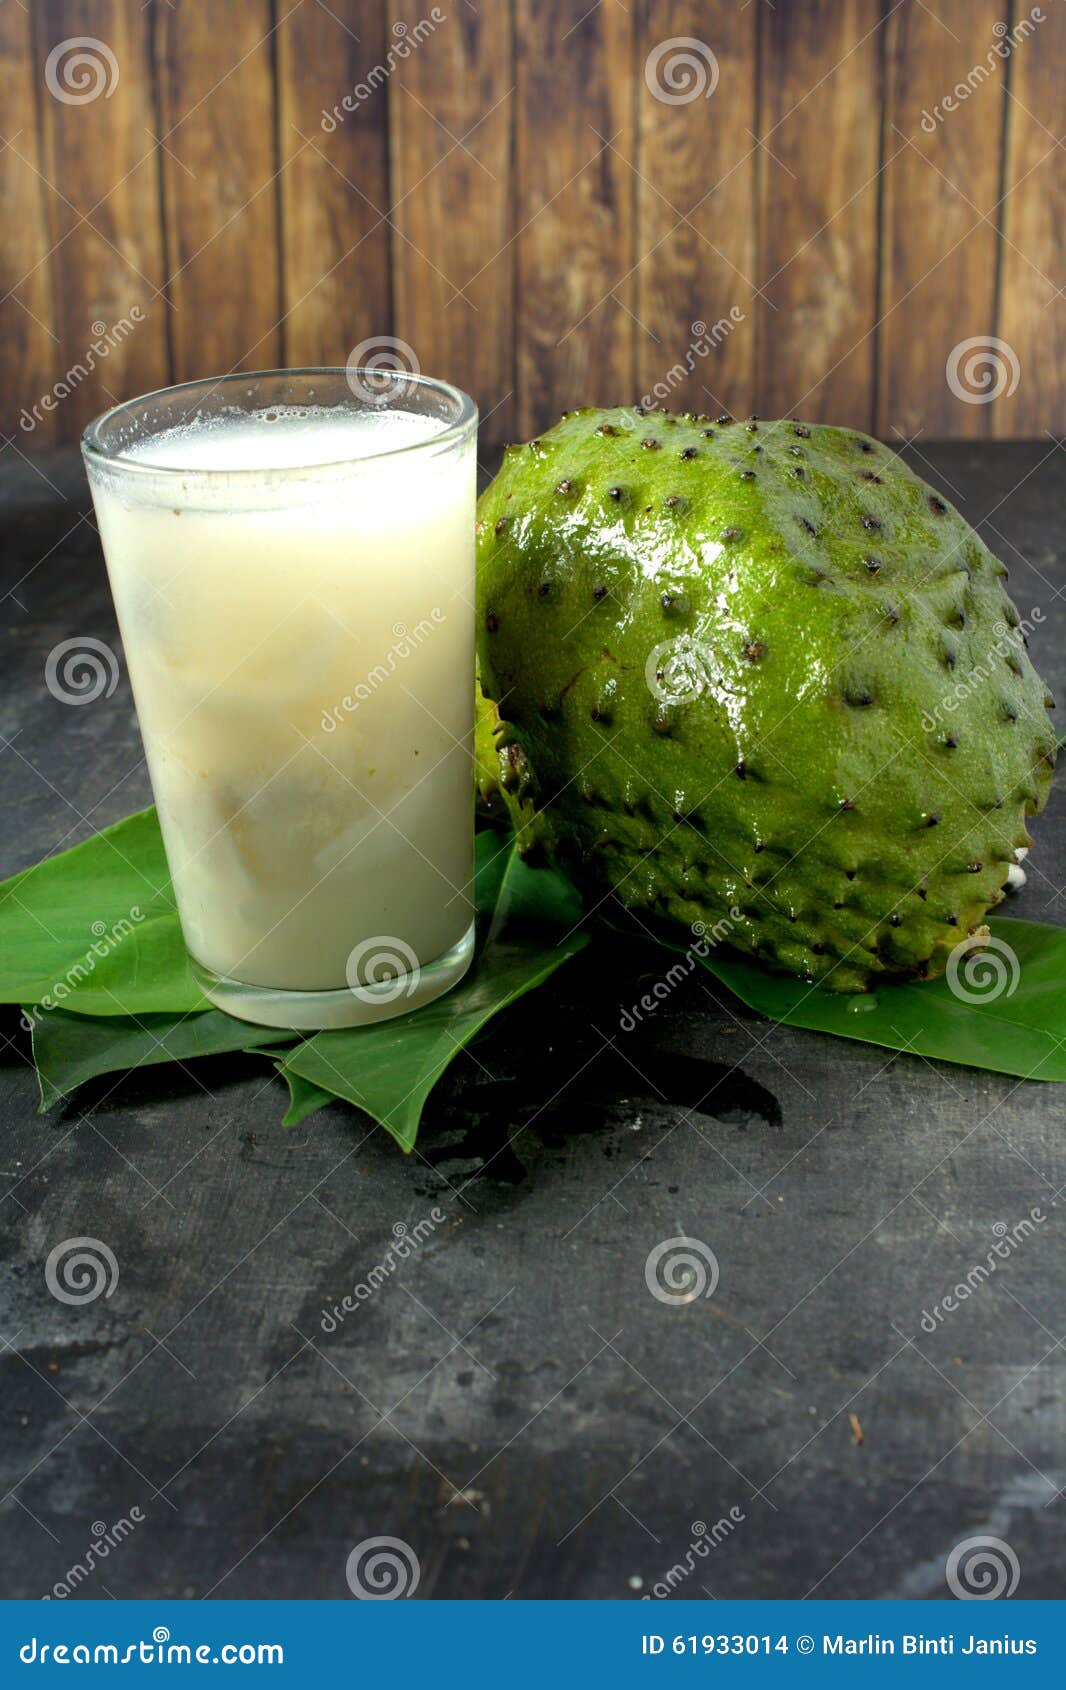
left=88, top=405, right=475, bottom=994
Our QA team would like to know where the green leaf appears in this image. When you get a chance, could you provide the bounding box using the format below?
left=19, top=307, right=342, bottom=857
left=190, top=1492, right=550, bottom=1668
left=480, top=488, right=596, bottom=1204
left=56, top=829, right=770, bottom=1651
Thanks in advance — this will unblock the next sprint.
left=482, top=827, right=583, bottom=932
left=0, top=808, right=207, bottom=1016
left=274, top=1064, right=337, bottom=1128
left=281, top=944, right=586, bottom=1152
left=23, top=830, right=588, bottom=1143
left=695, top=915, right=1066, bottom=1082
left=281, top=835, right=588, bottom=1150
left=22, top=786, right=1062, bottom=1147
left=30, top=1005, right=287, bottom=1110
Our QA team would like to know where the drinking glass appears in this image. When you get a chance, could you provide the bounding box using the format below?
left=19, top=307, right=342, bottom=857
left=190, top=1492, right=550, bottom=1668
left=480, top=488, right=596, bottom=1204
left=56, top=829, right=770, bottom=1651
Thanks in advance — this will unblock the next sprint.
left=82, top=369, right=478, bottom=1030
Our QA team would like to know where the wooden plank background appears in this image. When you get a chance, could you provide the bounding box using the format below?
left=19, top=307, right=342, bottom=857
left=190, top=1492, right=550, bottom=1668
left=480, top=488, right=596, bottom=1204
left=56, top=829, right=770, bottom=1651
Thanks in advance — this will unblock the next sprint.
left=3, top=0, right=1063, bottom=448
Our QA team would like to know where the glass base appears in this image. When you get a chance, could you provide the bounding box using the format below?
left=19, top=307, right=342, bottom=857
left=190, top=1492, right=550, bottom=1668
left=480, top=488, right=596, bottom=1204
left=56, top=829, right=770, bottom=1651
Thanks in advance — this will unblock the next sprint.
left=189, top=920, right=476, bottom=1031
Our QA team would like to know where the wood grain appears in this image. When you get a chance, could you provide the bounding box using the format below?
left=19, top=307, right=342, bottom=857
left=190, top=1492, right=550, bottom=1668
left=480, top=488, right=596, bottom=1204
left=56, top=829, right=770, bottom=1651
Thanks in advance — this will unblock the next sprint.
left=2, top=3, right=1064, bottom=445
left=878, top=0, right=1006, bottom=441
left=0, top=0, right=59, bottom=445
left=997, top=3, right=1065, bottom=437
left=34, top=0, right=169, bottom=434
left=515, top=0, right=636, bottom=436
left=276, top=0, right=390, bottom=370
left=757, top=0, right=882, bottom=429
left=635, top=1, right=757, bottom=421
left=389, top=1, right=514, bottom=444
left=154, top=0, right=280, bottom=378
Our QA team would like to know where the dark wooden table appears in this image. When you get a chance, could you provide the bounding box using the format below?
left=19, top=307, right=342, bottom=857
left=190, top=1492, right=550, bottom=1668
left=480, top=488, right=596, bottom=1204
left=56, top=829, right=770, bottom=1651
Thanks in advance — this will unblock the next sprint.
left=1, top=442, right=1064, bottom=1602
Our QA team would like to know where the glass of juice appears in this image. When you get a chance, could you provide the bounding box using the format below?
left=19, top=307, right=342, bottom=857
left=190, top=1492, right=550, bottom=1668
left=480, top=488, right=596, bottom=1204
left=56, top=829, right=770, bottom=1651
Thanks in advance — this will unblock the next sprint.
left=82, top=369, right=478, bottom=1031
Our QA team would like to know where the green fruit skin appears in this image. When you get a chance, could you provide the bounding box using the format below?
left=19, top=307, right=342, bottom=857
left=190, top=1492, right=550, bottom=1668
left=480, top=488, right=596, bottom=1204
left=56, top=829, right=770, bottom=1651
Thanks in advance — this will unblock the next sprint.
left=475, top=673, right=540, bottom=839
left=475, top=407, right=1056, bottom=992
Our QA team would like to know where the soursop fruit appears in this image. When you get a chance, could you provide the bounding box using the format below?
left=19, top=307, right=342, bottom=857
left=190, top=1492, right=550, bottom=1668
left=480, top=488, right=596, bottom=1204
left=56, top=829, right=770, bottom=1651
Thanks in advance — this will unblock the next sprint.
left=475, top=407, right=1056, bottom=992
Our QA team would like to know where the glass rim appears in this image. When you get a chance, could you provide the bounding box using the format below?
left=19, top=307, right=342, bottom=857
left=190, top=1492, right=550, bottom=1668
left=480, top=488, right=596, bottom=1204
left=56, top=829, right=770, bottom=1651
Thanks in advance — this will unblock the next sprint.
left=81, top=367, right=478, bottom=479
